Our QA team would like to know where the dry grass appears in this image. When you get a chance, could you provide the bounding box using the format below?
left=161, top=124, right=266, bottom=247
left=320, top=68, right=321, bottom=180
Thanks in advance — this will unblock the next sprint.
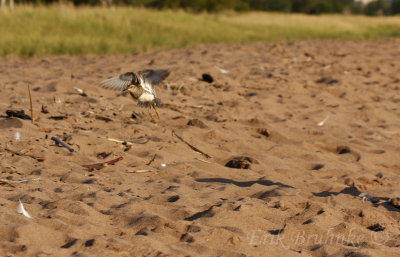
left=0, top=5, right=399, bottom=57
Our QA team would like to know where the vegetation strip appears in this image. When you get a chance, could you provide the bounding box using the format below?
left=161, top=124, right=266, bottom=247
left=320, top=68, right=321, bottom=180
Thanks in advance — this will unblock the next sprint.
left=0, top=6, right=399, bottom=57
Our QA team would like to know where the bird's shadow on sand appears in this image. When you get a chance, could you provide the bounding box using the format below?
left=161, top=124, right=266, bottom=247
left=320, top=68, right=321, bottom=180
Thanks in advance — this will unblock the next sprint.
left=195, top=177, right=294, bottom=188
left=313, top=186, right=400, bottom=212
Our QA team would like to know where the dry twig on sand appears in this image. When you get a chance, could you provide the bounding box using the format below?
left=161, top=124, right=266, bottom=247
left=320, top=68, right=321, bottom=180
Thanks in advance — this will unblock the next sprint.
left=27, top=84, right=34, bottom=124
left=0, top=179, right=15, bottom=187
left=126, top=169, right=153, bottom=173
left=82, top=157, right=123, bottom=171
left=51, top=137, right=74, bottom=152
left=195, top=158, right=213, bottom=164
left=172, top=130, right=212, bottom=158
left=4, top=148, right=44, bottom=162
left=9, top=178, right=40, bottom=183
left=146, top=154, right=156, bottom=166
left=0, top=178, right=40, bottom=187
left=107, top=138, right=135, bottom=146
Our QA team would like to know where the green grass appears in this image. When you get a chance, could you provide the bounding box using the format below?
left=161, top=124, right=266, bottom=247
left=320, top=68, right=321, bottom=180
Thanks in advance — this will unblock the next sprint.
left=0, top=6, right=400, bottom=57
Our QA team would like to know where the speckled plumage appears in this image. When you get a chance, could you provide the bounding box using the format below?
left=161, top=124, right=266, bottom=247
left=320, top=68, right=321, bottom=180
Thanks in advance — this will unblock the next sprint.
left=100, top=69, right=169, bottom=106
left=100, top=69, right=169, bottom=118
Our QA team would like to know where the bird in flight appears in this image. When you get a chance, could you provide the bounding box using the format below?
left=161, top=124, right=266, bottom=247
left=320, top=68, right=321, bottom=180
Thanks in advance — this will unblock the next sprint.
left=100, top=69, right=170, bottom=119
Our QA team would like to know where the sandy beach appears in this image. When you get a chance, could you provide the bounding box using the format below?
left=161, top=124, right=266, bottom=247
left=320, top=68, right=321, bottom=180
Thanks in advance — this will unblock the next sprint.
left=0, top=39, right=400, bottom=256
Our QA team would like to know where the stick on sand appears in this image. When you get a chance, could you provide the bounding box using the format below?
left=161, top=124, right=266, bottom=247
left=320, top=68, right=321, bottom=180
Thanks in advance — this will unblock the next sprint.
left=28, top=84, right=34, bottom=124
left=82, top=157, right=123, bottom=171
left=4, top=147, right=44, bottom=162
left=172, top=130, right=212, bottom=158
left=51, top=137, right=75, bottom=152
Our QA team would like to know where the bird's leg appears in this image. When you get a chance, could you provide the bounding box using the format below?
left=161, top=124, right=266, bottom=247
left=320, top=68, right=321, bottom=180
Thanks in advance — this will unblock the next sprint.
left=147, top=108, right=154, bottom=120
left=152, top=102, right=160, bottom=119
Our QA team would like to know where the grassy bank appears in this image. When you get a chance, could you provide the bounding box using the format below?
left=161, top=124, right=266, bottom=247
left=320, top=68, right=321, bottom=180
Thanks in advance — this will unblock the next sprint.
left=0, top=6, right=399, bottom=57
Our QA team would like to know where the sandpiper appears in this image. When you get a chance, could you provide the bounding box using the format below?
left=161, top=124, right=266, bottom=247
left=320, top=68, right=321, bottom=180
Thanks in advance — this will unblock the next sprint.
left=100, top=69, right=169, bottom=119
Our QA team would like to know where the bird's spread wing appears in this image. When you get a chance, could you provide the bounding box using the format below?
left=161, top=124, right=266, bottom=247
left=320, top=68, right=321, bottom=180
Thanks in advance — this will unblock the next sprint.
left=138, top=69, right=170, bottom=86
left=100, top=72, right=136, bottom=91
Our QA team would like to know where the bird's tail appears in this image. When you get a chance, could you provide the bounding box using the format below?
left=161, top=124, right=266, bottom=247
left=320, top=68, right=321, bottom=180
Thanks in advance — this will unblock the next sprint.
left=154, top=98, right=162, bottom=107
left=137, top=101, right=151, bottom=108
left=137, top=98, right=162, bottom=108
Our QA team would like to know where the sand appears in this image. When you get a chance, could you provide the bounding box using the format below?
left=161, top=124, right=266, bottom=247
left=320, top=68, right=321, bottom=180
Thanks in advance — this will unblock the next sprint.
left=0, top=39, right=400, bottom=257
